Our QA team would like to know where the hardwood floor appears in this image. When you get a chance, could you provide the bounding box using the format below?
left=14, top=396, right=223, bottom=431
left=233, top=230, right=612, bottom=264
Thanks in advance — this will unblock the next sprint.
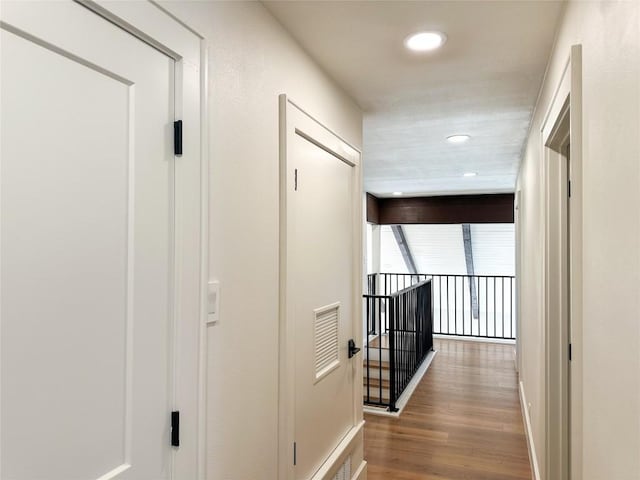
left=364, top=338, right=531, bottom=480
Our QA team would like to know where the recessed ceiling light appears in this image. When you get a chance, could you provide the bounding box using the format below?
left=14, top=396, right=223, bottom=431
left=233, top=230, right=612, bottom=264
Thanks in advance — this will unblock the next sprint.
left=463, top=172, right=477, bottom=177
left=392, top=191, right=403, bottom=196
left=447, top=134, right=471, bottom=144
left=404, top=31, right=446, bottom=52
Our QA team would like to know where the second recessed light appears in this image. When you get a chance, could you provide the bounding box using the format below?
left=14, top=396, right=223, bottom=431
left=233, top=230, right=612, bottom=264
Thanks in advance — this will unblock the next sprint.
left=404, top=31, right=446, bottom=52
left=447, top=134, right=471, bottom=144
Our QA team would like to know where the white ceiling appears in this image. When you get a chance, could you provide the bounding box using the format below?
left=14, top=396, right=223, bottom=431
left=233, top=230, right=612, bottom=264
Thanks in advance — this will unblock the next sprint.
left=264, top=0, right=564, bottom=196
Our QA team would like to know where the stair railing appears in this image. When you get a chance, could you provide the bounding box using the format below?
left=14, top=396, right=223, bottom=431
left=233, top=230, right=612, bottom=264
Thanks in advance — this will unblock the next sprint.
left=363, top=279, right=433, bottom=411
left=367, top=272, right=516, bottom=340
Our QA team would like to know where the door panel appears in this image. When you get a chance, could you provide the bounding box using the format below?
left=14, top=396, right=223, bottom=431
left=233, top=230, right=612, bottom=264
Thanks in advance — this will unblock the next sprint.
left=1, top=2, right=175, bottom=479
left=292, top=132, right=355, bottom=479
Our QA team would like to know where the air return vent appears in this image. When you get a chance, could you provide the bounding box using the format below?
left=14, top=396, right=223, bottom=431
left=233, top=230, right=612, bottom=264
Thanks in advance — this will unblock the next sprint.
left=314, top=302, right=340, bottom=382
left=332, top=455, right=352, bottom=480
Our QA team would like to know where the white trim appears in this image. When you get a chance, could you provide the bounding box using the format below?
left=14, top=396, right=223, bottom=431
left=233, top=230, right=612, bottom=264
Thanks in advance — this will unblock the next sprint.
left=148, top=0, right=204, bottom=38
left=515, top=189, right=522, bottom=375
left=95, top=464, right=131, bottom=480
left=76, top=0, right=180, bottom=59
left=286, top=98, right=360, bottom=166
left=363, top=350, right=437, bottom=418
left=196, top=38, right=209, bottom=480
left=278, top=95, right=291, bottom=480
left=538, top=44, right=583, bottom=480
left=541, top=56, right=571, bottom=140
left=542, top=85, right=570, bottom=480
left=567, top=46, right=583, bottom=480
left=80, top=0, right=203, bottom=64
left=351, top=460, right=367, bottom=480
left=520, top=381, right=542, bottom=480
left=310, top=421, right=364, bottom=480
left=433, top=334, right=516, bottom=345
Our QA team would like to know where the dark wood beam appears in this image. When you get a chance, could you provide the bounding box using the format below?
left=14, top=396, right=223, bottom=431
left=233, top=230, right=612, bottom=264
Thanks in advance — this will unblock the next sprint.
left=366, top=193, right=380, bottom=224
left=366, top=193, right=514, bottom=225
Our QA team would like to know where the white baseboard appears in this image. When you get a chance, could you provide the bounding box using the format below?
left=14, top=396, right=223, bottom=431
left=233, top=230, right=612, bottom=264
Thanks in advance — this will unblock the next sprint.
left=363, top=350, right=437, bottom=418
left=434, top=334, right=516, bottom=345
left=311, top=421, right=364, bottom=480
left=519, top=380, right=542, bottom=480
left=352, top=460, right=367, bottom=480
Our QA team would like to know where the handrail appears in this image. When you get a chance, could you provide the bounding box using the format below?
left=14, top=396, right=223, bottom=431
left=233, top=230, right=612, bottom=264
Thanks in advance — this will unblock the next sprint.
left=377, top=272, right=516, bottom=278
left=366, top=272, right=516, bottom=340
left=363, top=278, right=432, bottom=299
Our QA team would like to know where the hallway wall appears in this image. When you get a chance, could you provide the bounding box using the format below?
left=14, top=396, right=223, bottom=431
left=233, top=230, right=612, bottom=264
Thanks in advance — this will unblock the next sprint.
left=517, top=1, right=639, bottom=479
left=159, top=2, right=363, bottom=479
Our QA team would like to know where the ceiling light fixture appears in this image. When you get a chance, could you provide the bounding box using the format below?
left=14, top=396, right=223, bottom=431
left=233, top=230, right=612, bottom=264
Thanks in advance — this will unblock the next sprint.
left=392, top=191, right=403, bottom=196
left=463, top=172, right=477, bottom=177
left=447, top=134, right=471, bottom=144
left=404, top=31, right=446, bottom=52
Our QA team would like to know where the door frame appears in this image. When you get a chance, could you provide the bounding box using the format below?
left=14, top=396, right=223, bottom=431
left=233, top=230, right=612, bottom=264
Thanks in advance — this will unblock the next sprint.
left=540, top=44, right=583, bottom=480
left=278, top=95, right=364, bottom=480
left=515, top=189, right=521, bottom=375
left=64, top=2, right=208, bottom=478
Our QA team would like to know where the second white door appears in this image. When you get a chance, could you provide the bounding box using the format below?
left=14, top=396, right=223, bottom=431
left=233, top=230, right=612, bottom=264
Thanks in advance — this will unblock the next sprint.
left=290, top=114, right=357, bottom=480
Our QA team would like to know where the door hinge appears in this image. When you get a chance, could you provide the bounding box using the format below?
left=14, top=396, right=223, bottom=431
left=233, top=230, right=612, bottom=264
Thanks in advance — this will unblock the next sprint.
left=568, top=179, right=571, bottom=198
left=293, top=442, right=297, bottom=466
left=294, top=169, right=298, bottom=191
left=174, top=120, right=183, bottom=156
left=568, top=343, right=572, bottom=362
left=171, top=411, right=180, bottom=447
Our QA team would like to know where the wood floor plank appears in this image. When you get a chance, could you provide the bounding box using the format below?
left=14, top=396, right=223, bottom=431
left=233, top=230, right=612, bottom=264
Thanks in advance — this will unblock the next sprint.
left=364, top=339, right=531, bottom=480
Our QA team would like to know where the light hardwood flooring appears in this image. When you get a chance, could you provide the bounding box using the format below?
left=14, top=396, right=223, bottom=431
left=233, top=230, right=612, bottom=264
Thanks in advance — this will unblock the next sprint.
left=364, top=338, right=531, bottom=480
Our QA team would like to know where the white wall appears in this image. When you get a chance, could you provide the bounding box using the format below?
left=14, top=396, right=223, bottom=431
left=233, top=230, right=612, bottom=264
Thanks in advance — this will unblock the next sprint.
left=471, top=224, right=515, bottom=276
left=517, top=1, right=640, bottom=478
left=379, top=224, right=515, bottom=275
left=402, top=224, right=467, bottom=275
left=159, top=2, right=362, bottom=479
left=379, top=225, right=409, bottom=273
left=366, top=223, right=373, bottom=273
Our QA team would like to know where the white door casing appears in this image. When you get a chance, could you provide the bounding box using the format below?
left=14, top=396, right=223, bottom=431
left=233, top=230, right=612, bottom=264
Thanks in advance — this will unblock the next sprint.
left=541, top=44, right=583, bottom=480
left=0, top=1, right=205, bottom=479
left=279, top=96, right=364, bottom=480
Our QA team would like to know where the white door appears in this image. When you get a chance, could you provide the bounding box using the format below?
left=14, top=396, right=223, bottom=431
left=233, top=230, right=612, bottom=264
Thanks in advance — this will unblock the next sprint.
left=1, top=2, right=179, bottom=479
left=289, top=111, right=358, bottom=479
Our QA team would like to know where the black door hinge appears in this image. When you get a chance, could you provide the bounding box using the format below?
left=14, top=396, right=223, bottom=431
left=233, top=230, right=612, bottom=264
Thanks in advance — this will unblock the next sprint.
left=174, top=120, right=183, bottom=156
left=294, top=169, right=298, bottom=191
left=293, top=442, right=297, bottom=466
left=569, top=343, right=572, bottom=362
left=568, top=180, right=571, bottom=198
left=171, top=411, right=180, bottom=447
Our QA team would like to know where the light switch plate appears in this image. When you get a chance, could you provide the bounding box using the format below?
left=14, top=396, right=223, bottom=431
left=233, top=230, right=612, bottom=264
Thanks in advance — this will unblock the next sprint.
left=207, top=280, right=220, bottom=324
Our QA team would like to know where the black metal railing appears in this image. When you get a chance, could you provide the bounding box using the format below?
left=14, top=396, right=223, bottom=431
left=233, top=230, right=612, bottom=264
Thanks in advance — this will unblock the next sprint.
left=367, top=273, right=516, bottom=340
left=363, top=279, right=433, bottom=411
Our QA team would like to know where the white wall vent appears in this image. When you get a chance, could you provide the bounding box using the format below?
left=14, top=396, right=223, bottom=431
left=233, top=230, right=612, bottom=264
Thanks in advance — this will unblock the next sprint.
left=332, top=455, right=352, bottom=480
left=314, top=302, right=340, bottom=382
